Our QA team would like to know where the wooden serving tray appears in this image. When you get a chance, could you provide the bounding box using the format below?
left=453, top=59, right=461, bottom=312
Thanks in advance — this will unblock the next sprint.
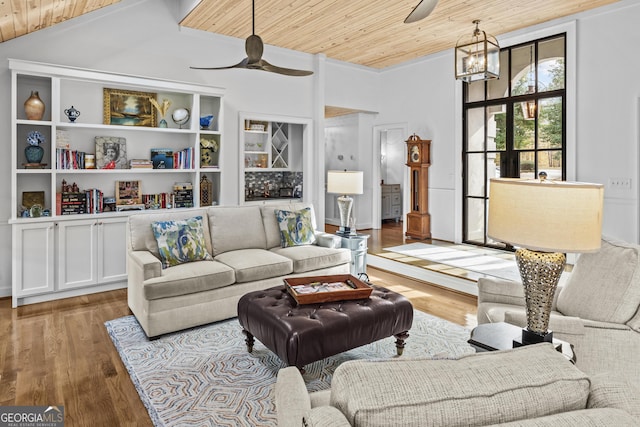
left=284, top=274, right=373, bottom=305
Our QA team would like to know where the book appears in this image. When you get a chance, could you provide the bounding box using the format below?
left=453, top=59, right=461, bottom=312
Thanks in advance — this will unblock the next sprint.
left=151, top=148, right=174, bottom=169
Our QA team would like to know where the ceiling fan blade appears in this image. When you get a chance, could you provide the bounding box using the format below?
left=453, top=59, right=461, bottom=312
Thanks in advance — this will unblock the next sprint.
left=404, top=0, right=439, bottom=24
left=259, top=59, right=313, bottom=76
left=190, top=58, right=250, bottom=70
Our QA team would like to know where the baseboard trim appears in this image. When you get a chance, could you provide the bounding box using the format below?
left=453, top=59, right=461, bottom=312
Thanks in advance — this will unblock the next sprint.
left=367, top=254, right=478, bottom=296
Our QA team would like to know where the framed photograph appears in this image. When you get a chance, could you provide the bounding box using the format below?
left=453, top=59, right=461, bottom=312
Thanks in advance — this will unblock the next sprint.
left=116, top=180, right=142, bottom=205
left=103, top=88, right=156, bottom=127
left=95, top=136, right=127, bottom=169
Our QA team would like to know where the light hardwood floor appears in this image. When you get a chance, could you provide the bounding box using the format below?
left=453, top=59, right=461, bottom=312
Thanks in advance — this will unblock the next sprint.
left=0, top=222, right=477, bottom=426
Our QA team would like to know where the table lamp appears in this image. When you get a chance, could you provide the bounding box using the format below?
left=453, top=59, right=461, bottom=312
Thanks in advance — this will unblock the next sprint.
left=487, top=176, right=604, bottom=345
left=327, top=170, right=364, bottom=236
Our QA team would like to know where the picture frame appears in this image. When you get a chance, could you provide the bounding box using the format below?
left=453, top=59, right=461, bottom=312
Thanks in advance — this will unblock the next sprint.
left=22, top=191, right=45, bottom=209
left=95, top=136, right=127, bottom=169
left=103, top=88, right=157, bottom=127
left=116, top=180, right=142, bottom=205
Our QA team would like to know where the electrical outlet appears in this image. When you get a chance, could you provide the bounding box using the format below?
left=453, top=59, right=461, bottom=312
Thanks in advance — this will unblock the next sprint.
left=608, top=178, right=632, bottom=190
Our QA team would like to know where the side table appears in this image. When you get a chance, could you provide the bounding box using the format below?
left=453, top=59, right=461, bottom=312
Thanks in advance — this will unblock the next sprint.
left=469, top=322, right=576, bottom=363
left=340, top=234, right=369, bottom=276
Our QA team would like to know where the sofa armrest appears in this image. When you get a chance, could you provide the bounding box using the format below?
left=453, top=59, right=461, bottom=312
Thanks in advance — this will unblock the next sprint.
left=314, top=231, right=342, bottom=249
left=477, top=277, right=525, bottom=307
left=587, top=375, right=640, bottom=418
left=504, top=311, right=586, bottom=337
left=303, top=406, right=351, bottom=427
left=275, top=367, right=312, bottom=427
left=128, top=250, right=162, bottom=281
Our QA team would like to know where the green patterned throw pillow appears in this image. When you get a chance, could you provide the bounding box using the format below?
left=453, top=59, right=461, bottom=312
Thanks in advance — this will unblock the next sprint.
left=275, top=208, right=317, bottom=248
left=151, top=216, right=212, bottom=268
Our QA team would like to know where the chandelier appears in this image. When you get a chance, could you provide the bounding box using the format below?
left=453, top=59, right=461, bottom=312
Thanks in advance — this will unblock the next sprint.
left=455, top=20, right=500, bottom=82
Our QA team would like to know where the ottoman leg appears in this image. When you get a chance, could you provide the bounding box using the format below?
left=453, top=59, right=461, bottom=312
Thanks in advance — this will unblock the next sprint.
left=394, top=331, right=409, bottom=356
left=243, top=329, right=255, bottom=353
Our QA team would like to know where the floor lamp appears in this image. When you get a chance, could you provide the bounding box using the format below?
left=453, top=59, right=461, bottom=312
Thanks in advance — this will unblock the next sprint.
left=487, top=177, right=604, bottom=345
left=327, top=170, right=363, bottom=236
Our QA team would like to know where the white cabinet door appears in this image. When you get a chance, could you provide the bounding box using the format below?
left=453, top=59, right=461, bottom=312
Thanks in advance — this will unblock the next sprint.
left=12, top=222, right=55, bottom=303
left=97, top=218, right=127, bottom=283
left=57, top=219, right=98, bottom=290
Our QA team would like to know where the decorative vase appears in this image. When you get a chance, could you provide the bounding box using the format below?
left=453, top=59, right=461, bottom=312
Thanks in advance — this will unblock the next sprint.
left=25, top=145, right=44, bottom=164
left=159, top=118, right=168, bottom=128
left=64, top=105, right=81, bottom=122
left=24, top=91, right=45, bottom=120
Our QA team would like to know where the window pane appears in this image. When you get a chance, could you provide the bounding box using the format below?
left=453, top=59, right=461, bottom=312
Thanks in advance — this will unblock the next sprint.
left=467, top=80, right=484, bottom=103
left=511, top=44, right=535, bottom=96
left=466, top=153, right=486, bottom=197
left=513, top=104, right=535, bottom=150
left=538, top=151, right=562, bottom=181
left=465, top=197, right=486, bottom=244
left=519, top=151, right=535, bottom=179
left=490, top=152, right=501, bottom=178
left=538, top=96, right=562, bottom=149
left=466, top=107, right=484, bottom=151
left=538, top=37, right=564, bottom=92
left=487, top=50, right=509, bottom=100
left=487, top=104, right=506, bottom=151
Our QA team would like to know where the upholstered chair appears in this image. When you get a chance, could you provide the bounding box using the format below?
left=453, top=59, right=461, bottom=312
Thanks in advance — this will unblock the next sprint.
left=477, top=237, right=640, bottom=390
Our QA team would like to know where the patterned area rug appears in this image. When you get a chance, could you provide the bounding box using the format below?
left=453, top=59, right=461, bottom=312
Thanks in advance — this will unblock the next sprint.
left=383, top=242, right=520, bottom=282
left=105, top=311, right=474, bottom=426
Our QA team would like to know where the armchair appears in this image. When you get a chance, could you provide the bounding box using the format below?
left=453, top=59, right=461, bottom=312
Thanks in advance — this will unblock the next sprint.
left=275, top=344, right=640, bottom=426
left=477, top=237, right=640, bottom=389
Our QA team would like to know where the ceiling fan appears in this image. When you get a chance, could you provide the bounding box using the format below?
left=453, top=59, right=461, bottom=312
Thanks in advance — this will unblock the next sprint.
left=404, top=0, right=439, bottom=24
left=190, top=0, right=313, bottom=76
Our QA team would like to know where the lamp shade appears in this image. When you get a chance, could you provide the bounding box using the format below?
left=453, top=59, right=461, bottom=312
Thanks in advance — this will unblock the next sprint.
left=487, top=178, right=604, bottom=253
left=327, top=170, right=363, bottom=195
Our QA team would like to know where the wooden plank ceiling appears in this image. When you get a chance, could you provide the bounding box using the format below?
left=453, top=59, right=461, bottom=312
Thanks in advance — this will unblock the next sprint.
left=0, top=0, right=121, bottom=43
left=0, top=0, right=619, bottom=68
left=181, top=0, right=619, bottom=69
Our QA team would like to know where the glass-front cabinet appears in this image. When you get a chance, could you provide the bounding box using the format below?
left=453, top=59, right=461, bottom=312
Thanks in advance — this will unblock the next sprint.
left=239, top=113, right=308, bottom=204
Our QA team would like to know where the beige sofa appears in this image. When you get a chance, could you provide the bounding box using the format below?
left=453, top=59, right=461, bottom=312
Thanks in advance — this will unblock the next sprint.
left=477, top=237, right=640, bottom=389
left=126, top=202, right=351, bottom=337
left=275, top=344, right=640, bottom=426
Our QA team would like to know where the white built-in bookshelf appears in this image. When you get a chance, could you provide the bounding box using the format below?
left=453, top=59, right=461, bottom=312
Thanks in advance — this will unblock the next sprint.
left=9, top=59, right=225, bottom=306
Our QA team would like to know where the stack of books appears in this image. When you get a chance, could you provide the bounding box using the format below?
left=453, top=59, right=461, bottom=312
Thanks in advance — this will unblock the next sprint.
left=173, top=182, right=193, bottom=208
left=56, top=192, right=86, bottom=215
left=129, top=159, right=153, bottom=169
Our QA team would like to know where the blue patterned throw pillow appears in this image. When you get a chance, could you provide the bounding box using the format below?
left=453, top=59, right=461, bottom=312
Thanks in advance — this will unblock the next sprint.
left=275, top=208, right=317, bottom=248
left=151, top=216, right=212, bottom=268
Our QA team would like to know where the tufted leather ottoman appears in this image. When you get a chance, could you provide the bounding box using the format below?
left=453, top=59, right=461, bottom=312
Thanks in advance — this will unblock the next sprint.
left=237, top=284, right=413, bottom=371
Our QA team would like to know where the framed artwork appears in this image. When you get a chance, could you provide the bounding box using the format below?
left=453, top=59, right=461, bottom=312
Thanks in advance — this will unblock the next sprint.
left=22, top=191, right=45, bottom=209
left=95, top=136, right=127, bottom=169
left=116, top=180, right=142, bottom=205
left=103, top=88, right=156, bottom=127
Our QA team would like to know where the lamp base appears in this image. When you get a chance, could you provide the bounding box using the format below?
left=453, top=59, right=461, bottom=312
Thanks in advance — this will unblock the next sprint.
left=513, top=328, right=553, bottom=347
left=336, top=226, right=355, bottom=236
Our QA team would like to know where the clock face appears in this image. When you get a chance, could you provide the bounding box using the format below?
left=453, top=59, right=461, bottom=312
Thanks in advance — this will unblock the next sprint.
left=410, top=145, right=420, bottom=163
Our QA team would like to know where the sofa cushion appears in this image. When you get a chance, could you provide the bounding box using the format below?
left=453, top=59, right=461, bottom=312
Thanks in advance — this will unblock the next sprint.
left=214, top=249, right=293, bottom=283
left=271, top=245, right=351, bottom=273
left=143, top=260, right=235, bottom=300
left=208, top=206, right=267, bottom=256
left=557, top=238, right=640, bottom=323
left=151, top=216, right=212, bottom=268
left=127, top=208, right=211, bottom=258
left=495, top=408, right=639, bottom=426
left=260, top=203, right=317, bottom=249
left=329, top=344, right=590, bottom=427
left=275, top=207, right=317, bottom=247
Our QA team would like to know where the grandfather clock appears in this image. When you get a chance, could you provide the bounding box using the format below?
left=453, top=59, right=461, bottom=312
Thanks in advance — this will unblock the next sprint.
left=405, top=134, right=431, bottom=240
